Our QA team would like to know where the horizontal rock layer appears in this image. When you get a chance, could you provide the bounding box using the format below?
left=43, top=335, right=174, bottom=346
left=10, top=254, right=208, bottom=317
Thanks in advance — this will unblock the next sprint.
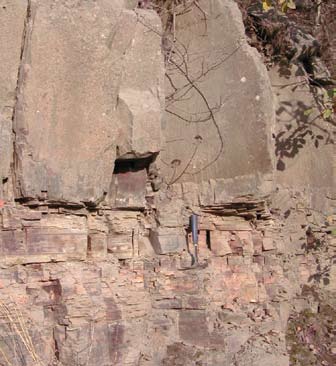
left=0, top=0, right=335, bottom=365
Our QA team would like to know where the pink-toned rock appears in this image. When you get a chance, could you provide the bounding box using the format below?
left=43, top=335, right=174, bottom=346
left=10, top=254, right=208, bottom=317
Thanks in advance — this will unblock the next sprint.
left=210, top=256, right=229, bottom=273
left=196, top=230, right=210, bottom=254
left=228, top=255, right=245, bottom=269
left=107, top=233, right=134, bottom=259
left=14, top=0, right=164, bottom=204
left=183, top=296, right=207, bottom=310
left=88, top=233, right=107, bottom=258
left=252, top=230, right=263, bottom=254
left=298, top=263, right=311, bottom=283
left=158, top=274, right=199, bottom=295
left=262, top=237, right=275, bottom=251
left=0, top=0, right=27, bottom=193
left=111, top=169, right=147, bottom=209
left=258, top=283, right=268, bottom=302
left=253, top=255, right=265, bottom=266
left=229, top=233, right=244, bottom=255
left=179, top=310, right=209, bottom=347
left=237, top=231, right=254, bottom=255
left=222, top=271, right=259, bottom=303
left=211, top=230, right=232, bottom=256
left=150, top=228, right=186, bottom=255
left=153, top=297, right=182, bottom=309
left=1, top=230, right=25, bottom=255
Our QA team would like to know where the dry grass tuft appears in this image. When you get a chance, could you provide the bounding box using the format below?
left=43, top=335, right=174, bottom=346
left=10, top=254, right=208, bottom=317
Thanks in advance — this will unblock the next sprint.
left=0, top=299, right=43, bottom=366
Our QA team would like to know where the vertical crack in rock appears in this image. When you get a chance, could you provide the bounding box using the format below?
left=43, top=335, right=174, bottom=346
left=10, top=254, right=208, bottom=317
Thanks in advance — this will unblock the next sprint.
left=115, top=9, right=164, bottom=161
left=12, top=0, right=32, bottom=198
left=0, top=0, right=27, bottom=199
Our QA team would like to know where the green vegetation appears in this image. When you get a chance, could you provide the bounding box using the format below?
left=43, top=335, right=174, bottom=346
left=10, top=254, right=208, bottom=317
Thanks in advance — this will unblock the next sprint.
left=262, top=0, right=296, bottom=12
left=286, top=295, right=336, bottom=366
left=238, top=0, right=336, bottom=123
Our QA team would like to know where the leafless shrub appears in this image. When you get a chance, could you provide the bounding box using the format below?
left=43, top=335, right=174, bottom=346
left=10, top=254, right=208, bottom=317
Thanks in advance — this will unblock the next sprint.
left=137, top=1, right=244, bottom=183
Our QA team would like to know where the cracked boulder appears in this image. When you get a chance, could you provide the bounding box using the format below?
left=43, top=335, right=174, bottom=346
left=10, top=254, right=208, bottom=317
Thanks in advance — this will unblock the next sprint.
left=13, top=0, right=164, bottom=203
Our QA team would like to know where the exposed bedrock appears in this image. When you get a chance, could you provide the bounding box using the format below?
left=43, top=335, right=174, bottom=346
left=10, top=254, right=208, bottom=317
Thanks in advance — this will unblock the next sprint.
left=159, top=0, right=275, bottom=192
left=12, top=0, right=164, bottom=204
left=0, top=0, right=335, bottom=366
left=270, top=65, right=335, bottom=213
left=0, top=0, right=27, bottom=198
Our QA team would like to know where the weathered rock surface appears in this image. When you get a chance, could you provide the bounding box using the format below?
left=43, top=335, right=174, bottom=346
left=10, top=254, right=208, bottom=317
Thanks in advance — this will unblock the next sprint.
left=13, top=0, right=163, bottom=203
left=0, top=0, right=335, bottom=365
left=0, top=114, right=12, bottom=195
left=159, top=0, right=275, bottom=190
left=1, top=184, right=334, bottom=365
left=0, top=0, right=27, bottom=196
left=0, top=0, right=26, bottom=117
left=270, top=65, right=336, bottom=213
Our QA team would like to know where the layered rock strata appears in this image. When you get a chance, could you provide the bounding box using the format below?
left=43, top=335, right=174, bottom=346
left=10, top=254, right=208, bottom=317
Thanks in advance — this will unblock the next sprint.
left=0, top=1, right=335, bottom=365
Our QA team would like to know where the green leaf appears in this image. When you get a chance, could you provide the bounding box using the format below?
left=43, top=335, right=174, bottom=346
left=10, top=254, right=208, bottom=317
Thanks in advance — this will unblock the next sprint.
left=328, top=88, right=336, bottom=98
left=304, top=108, right=313, bottom=116
left=262, top=0, right=273, bottom=11
left=287, top=0, right=296, bottom=9
left=322, top=108, right=333, bottom=120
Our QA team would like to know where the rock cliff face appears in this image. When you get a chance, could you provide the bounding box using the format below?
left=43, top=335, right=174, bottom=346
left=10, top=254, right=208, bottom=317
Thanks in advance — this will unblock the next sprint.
left=159, top=0, right=275, bottom=187
left=0, top=1, right=335, bottom=365
left=11, top=0, right=163, bottom=203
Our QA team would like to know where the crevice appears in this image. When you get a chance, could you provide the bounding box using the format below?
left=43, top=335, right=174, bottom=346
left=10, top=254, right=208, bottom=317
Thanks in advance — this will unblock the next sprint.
left=113, top=154, right=155, bottom=175
left=14, top=197, right=86, bottom=210
left=87, top=235, right=92, bottom=256
left=53, top=331, right=60, bottom=362
left=206, top=230, right=211, bottom=251
left=11, top=0, right=33, bottom=199
left=131, top=228, right=135, bottom=258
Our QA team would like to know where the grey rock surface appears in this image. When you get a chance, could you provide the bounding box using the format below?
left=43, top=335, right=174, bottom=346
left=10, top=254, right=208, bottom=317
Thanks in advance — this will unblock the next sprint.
left=0, top=0, right=26, bottom=117
left=270, top=65, right=335, bottom=213
left=150, top=227, right=186, bottom=254
left=159, top=0, right=275, bottom=189
left=0, top=115, right=12, bottom=194
left=0, top=0, right=27, bottom=196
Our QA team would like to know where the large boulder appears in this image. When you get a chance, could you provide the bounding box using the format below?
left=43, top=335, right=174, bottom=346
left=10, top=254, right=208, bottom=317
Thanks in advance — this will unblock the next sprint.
left=13, top=0, right=164, bottom=203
